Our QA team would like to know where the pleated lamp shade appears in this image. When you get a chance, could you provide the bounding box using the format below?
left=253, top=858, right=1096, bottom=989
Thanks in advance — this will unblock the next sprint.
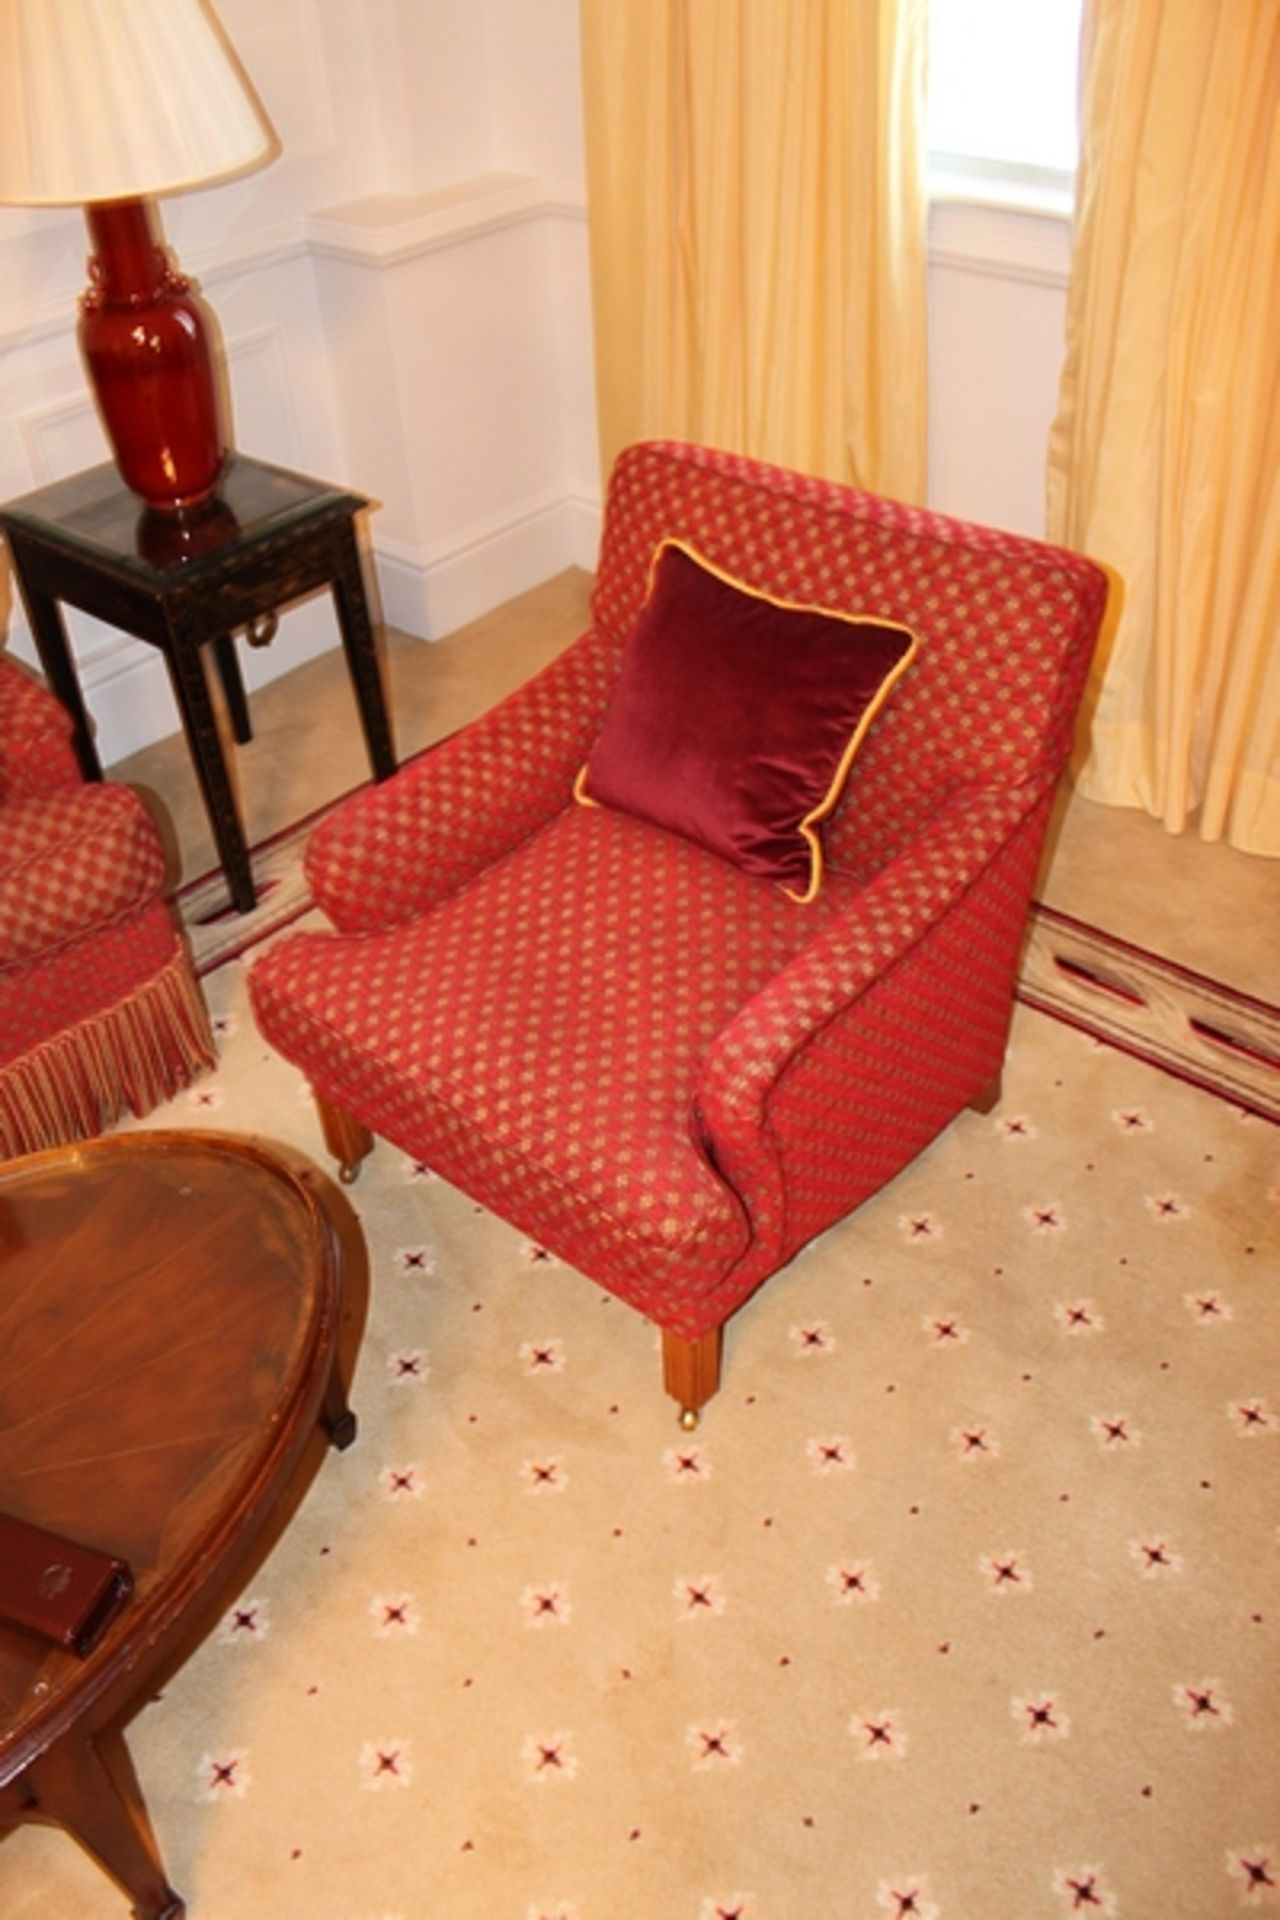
left=0, top=0, right=278, bottom=205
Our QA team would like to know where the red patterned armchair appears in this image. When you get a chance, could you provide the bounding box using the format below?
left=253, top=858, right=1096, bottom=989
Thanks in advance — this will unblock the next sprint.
left=0, top=653, right=215, bottom=1156
left=249, top=443, right=1114, bottom=1422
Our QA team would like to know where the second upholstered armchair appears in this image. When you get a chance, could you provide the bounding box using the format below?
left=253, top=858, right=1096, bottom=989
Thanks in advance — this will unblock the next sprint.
left=248, top=441, right=1114, bottom=1423
left=0, top=654, right=214, bottom=1157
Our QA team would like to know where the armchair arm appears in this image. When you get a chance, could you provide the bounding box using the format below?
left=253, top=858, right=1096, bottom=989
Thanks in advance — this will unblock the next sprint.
left=305, top=626, right=620, bottom=933
left=0, top=654, right=80, bottom=801
left=694, top=781, right=1050, bottom=1273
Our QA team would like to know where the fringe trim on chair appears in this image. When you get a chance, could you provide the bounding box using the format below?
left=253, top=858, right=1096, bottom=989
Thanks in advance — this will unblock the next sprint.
left=0, top=950, right=217, bottom=1159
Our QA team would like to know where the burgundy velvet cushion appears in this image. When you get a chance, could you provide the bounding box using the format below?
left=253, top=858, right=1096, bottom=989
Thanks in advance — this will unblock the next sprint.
left=575, top=539, right=917, bottom=899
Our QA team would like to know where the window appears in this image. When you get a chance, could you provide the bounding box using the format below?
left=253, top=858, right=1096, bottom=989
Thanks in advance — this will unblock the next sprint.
left=928, top=0, right=1083, bottom=200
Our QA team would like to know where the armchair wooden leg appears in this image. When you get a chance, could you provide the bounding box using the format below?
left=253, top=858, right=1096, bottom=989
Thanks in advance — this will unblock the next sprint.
left=315, top=1093, right=374, bottom=1184
left=968, top=1072, right=1003, bottom=1116
left=662, top=1326, right=723, bottom=1429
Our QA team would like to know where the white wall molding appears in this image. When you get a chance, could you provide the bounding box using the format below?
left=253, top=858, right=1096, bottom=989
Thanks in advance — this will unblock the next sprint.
left=223, top=325, right=306, bottom=471
left=374, top=483, right=600, bottom=639
left=0, top=219, right=311, bottom=356
left=305, top=171, right=586, bottom=268
left=928, top=198, right=1073, bottom=291
left=307, top=165, right=598, bottom=639
left=16, top=385, right=104, bottom=488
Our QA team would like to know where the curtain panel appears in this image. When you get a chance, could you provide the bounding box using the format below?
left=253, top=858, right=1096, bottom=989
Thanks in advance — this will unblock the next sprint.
left=1048, top=0, right=1280, bottom=855
left=579, top=0, right=928, bottom=502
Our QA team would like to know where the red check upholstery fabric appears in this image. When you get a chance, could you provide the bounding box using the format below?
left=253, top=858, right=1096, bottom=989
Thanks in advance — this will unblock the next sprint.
left=249, top=443, right=1113, bottom=1397
left=0, top=786, right=165, bottom=966
left=0, top=654, right=215, bottom=1157
left=0, top=652, right=81, bottom=797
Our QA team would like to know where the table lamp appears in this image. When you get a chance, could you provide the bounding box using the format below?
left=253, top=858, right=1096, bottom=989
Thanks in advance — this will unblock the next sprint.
left=0, top=0, right=279, bottom=514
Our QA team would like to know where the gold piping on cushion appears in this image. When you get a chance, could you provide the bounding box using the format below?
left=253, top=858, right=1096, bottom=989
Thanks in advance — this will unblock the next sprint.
left=572, top=764, right=599, bottom=809
left=0, top=947, right=216, bottom=1159
left=783, top=632, right=919, bottom=904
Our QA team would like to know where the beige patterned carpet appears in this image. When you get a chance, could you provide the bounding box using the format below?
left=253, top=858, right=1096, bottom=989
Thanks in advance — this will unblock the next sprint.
left=5, top=917, right=1278, bottom=1920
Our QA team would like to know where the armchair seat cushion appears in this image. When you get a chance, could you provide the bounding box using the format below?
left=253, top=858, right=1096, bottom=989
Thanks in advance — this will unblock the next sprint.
left=251, top=803, right=857, bottom=1330
left=0, top=785, right=166, bottom=965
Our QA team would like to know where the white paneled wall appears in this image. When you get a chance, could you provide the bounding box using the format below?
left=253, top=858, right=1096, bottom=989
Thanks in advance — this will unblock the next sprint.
left=307, top=173, right=598, bottom=640
left=0, top=0, right=1071, bottom=766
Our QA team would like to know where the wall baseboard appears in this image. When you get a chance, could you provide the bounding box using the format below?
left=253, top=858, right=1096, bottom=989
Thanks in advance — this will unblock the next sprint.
left=375, top=486, right=601, bottom=641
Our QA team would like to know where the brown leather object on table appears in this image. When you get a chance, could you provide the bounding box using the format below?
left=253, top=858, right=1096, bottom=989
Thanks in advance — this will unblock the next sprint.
left=0, top=1511, right=133, bottom=1656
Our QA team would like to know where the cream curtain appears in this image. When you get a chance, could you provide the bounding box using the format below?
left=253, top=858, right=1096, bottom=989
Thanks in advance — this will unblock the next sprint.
left=579, top=0, right=928, bottom=500
left=1047, top=0, right=1280, bottom=855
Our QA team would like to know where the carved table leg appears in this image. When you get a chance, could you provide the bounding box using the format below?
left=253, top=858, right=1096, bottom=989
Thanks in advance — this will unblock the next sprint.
left=26, top=1726, right=184, bottom=1920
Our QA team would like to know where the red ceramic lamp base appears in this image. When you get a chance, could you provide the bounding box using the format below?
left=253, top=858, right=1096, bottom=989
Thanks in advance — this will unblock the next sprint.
left=78, top=199, right=225, bottom=515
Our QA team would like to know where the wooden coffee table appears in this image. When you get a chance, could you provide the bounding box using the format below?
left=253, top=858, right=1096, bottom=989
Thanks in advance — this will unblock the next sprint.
left=0, top=1130, right=365, bottom=1918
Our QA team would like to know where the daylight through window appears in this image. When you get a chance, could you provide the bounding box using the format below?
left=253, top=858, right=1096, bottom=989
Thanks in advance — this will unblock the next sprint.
left=928, top=0, right=1083, bottom=191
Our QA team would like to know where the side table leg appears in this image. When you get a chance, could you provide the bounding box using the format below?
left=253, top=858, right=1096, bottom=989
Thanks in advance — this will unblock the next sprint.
left=330, top=517, right=396, bottom=782
left=162, top=629, right=256, bottom=914
left=14, top=581, right=104, bottom=781
left=211, top=633, right=253, bottom=745
left=26, top=1726, right=185, bottom=1919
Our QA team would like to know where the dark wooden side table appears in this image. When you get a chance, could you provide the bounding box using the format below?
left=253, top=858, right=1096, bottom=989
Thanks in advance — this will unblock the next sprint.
left=0, top=454, right=397, bottom=915
left=0, top=1129, right=366, bottom=1919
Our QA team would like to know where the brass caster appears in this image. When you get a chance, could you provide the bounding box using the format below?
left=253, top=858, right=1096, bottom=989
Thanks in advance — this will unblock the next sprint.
left=678, top=1406, right=700, bottom=1432
left=338, top=1162, right=361, bottom=1186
